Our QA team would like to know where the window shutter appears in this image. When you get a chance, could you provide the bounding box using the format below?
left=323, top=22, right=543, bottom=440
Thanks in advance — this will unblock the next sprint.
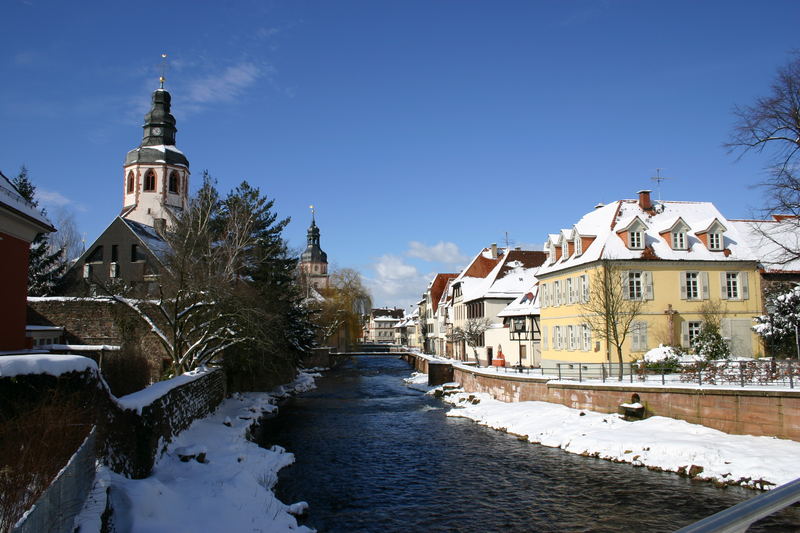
left=719, top=272, right=728, bottom=300
left=562, top=281, right=568, bottom=306
left=679, top=272, right=687, bottom=300
left=681, top=321, right=689, bottom=348
left=741, top=273, right=749, bottom=300
left=542, top=326, right=548, bottom=349
left=641, top=322, right=648, bottom=351
left=583, top=275, right=589, bottom=302
left=552, top=327, right=558, bottom=350
left=621, top=272, right=629, bottom=300
left=701, top=272, right=709, bottom=300
left=644, top=271, right=654, bottom=300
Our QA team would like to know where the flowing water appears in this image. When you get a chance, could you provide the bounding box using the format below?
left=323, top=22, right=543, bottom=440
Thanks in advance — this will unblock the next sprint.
left=256, top=356, right=800, bottom=532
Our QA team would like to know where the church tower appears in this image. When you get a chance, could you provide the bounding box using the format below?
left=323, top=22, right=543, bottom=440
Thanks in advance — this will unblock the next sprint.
left=300, top=207, right=329, bottom=289
left=121, top=76, right=189, bottom=228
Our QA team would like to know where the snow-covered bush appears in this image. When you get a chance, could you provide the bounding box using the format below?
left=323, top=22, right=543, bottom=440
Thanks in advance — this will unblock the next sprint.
left=639, top=344, right=682, bottom=372
left=691, top=325, right=731, bottom=361
left=754, top=284, right=800, bottom=357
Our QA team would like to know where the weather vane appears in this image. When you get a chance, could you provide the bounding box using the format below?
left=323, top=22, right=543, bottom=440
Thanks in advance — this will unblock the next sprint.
left=159, top=53, right=168, bottom=89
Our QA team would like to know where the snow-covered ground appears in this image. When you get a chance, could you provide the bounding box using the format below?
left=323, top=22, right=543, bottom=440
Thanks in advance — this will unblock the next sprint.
left=430, top=380, right=800, bottom=491
left=75, top=370, right=321, bottom=533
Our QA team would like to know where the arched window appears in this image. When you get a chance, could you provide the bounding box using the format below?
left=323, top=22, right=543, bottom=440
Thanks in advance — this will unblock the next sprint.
left=168, top=171, right=180, bottom=194
left=126, top=171, right=135, bottom=193
left=143, top=170, right=156, bottom=191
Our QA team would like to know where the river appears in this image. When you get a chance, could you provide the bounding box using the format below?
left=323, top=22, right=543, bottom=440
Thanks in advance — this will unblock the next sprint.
left=256, top=356, right=800, bottom=532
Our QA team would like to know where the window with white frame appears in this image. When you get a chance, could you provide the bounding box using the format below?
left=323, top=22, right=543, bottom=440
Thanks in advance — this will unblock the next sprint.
left=561, top=241, right=569, bottom=259
left=553, top=326, right=560, bottom=350
left=581, top=324, right=591, bottom=351
left=630, top=230, right=644, bottom=249
left=574, top=235, right=582, bottom=255
left=672, top=230, right=687, bottom=250
left=708, top=232, right=722, bottom=250
left=627, top=271, right=643, bottom=300
left=684, top=272, right=699, bottom=300
left=687, top=321, right=702, bottom=346
left=567, top=278, right=574, bottom=304
left=725, top=272, right=739, bottom=299
left=554, top=280, right=561, bottom=306
left=568, top=325, right=576, bottom=350
left=631, top=321, right=648, bottom=351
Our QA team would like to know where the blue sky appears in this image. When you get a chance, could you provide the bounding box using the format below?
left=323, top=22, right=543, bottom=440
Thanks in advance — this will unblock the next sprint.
left=2, top=1, right=799, bottom=309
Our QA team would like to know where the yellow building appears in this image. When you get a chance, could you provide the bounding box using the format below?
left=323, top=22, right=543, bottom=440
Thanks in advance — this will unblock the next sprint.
left=537, top=190, right=763, bottom=369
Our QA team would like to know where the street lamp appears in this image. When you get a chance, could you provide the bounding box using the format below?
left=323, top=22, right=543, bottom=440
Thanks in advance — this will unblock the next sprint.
left=510, top=317, right=530, bottom=373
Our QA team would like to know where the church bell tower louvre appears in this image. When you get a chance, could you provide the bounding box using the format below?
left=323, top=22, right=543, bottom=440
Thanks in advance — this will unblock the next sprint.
left=121, top=71, right=190, bottom=229
left=300, top=206, right=329, bottom=289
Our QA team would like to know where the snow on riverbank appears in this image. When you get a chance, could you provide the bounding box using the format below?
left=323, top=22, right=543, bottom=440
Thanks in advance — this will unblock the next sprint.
left=77, top=370, right=322, bottom=532
left=430, top=382, right=800, bottom=491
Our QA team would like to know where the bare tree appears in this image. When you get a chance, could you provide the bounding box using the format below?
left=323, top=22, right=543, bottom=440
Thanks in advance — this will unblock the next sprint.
left=579, top=262, right=646, bottom=380
left=314, top=268, right=372, bottom=349
left=452, top=318, right=492, bottom=364
left=727, top=53, right=800, bottom=263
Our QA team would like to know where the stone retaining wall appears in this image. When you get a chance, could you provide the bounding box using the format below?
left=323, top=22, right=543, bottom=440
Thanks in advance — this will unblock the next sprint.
left=404, top=354, right=800, bottom=440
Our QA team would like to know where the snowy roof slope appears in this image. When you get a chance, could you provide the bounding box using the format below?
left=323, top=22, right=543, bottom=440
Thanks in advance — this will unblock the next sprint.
left=730, top=218, right=800, bottom=272
left=123, top=218, right=171, bottom=264
left=538, top=197, right=759, bottom=276
left=0, top=171, right=55, bottom=232
left=497, top=285, right=540, bottom=317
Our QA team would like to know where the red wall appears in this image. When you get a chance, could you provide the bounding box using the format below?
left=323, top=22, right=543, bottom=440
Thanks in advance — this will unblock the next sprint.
left=0, top=231, right=30, bottom=350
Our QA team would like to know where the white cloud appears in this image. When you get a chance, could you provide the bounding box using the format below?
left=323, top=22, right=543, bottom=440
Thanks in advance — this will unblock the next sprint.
left=37, top=189, right=87, bottom=212
left=185, top=62, right=268, bottom=105
left=364, top=254, right=432, bottom=309
left=407, top=241, right=467, bottom=265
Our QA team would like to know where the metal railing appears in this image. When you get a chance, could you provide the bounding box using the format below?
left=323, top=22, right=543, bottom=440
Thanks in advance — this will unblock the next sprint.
left=552, top=359, right=799, bottom=388
left=675, top=476, right=800, bottom=532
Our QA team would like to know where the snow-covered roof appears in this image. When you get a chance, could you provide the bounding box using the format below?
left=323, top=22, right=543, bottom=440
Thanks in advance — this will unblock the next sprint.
left=0, top=354, right=98, bottom=377
left=123, top=218, right=171, bottom=263
left=460, top=249, right=545, bottom=303
left=730, top=218, right=800, bottom=273
left=538, top=196, right=759, bottom=276
left=0, top=171, right=55, bottom=232
left=498, top=285, right=540, bottom=317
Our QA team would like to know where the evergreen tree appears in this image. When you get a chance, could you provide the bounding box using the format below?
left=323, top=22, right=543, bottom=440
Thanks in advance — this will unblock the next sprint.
left=12, top=166, right=65, bottom=295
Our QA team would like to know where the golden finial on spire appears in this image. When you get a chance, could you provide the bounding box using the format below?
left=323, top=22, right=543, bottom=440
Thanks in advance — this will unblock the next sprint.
left=309, top=204, right=316, bottom=222
left=159, top=53, right=168, bottom=89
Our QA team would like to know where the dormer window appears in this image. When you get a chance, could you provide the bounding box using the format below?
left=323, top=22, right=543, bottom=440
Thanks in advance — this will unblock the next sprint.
left=660, top=218, right=691, bottom=251
left=574, top=235, right=582, bottom=255
left=630, top=230, right=643, bottom=250
left=561, top=241, right=569, bottom=260
left=708, top=232, right=722, bottom=251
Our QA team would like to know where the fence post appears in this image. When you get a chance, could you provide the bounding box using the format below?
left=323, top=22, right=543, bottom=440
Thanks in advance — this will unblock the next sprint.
left=740, top=361, right=745, bottom=388
left=602, top=363, right=606, bottom=383
left=698, top=367, right=702, bottom=386
left=790, top=361, right=794, bottom=390
left=630, top=362, right=633, bottom=383
left=578, top=364, right=582, bottom=382
left=661, top=365, right=665, bottom=386
left=557, top=363, right=561, bottom=381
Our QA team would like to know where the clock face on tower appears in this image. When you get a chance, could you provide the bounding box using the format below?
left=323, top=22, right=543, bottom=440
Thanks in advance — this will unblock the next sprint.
left=152, top=127, right=162, bottom=136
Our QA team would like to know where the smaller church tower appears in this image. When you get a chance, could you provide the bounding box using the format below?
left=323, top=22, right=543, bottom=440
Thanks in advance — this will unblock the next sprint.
left=121, top=74, right=189, bottom=228
left=300, top=206, right=329, bottom=289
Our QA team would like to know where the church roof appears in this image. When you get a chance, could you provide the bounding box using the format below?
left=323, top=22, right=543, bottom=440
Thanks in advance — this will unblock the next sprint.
left=124, top=87, right=189, bottom=168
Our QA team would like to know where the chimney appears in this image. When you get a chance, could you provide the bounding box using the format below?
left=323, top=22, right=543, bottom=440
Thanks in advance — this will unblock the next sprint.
left=638, top=190, right=652, bottom=211
left=490, top=243, right=498, bottom=259
left=153, top=218, right=167, bottom=236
